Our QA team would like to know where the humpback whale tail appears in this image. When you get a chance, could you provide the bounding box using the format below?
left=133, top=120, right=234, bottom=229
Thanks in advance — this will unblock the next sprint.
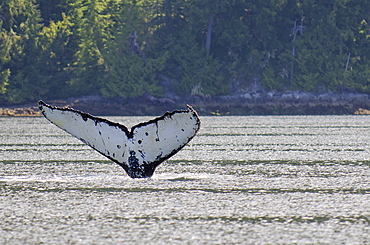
left=38, top=101, right=200, bottom=178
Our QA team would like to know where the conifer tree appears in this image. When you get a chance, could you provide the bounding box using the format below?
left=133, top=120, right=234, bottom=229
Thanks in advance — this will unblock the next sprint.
left=0, top=0, right=44, bottom=102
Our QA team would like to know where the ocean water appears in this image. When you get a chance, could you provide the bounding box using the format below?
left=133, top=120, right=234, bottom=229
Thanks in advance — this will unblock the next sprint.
left=1, top=115, right=370, bottom=244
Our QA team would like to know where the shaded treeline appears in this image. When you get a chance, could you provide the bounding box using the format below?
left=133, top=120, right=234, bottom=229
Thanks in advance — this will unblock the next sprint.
left=0, top=0, right=369, bottom=103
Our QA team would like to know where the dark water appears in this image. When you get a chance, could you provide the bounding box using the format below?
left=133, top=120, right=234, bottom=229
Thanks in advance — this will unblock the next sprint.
left=1, top=116, right=370, bottom=244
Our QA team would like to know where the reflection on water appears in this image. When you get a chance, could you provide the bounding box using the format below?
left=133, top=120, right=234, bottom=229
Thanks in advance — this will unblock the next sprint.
left=1, top=116, right=370, bottom=244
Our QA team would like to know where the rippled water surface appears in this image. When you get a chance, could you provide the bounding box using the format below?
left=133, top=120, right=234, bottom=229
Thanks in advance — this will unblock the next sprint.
left=2, top=115, right=370, bottom=244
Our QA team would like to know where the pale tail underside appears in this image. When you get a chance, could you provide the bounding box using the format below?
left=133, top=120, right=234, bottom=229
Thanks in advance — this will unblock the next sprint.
left=38, top=101, right=200, bottom=178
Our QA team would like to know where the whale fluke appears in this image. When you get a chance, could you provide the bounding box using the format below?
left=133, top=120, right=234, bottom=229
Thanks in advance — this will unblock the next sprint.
left=38, top=101, right=200, bottom=178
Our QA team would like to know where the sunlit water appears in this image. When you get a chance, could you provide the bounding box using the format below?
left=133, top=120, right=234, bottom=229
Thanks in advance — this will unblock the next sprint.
left=1, top=115, right=370, bottom=244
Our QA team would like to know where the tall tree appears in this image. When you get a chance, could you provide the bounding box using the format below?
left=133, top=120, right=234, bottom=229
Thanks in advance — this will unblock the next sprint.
left=65, top=0, right=110, bottom=96
left=0, top=0, right=45, bottom=102
left=149, top=0, right=229, bottom=96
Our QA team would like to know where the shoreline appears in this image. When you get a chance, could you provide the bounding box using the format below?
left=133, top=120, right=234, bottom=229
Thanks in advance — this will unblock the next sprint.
left=2, top=91, right=370, bottom=117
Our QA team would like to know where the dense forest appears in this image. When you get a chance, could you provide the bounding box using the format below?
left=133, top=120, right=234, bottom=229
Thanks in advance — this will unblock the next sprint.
left=0, top=0, right=370, bottom=104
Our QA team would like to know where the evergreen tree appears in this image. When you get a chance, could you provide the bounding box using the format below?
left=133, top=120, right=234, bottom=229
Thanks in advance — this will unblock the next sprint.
left=66, top=0, right=110, bottom=96
left=149, top=0, right=228, bottom=96
left=0, top=0, right=45, bottom=102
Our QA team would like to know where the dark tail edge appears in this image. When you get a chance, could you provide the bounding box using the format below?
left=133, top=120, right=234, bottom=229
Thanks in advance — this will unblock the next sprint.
left=38, top=100, right=46, bottom=106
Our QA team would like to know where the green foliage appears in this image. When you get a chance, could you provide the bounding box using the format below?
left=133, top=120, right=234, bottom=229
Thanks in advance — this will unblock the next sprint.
left=98, top=0, right=168, bottom=98
left=100, top=46, right=168, bottom=98
left=0, top=0, right=370, bottom=103
left=0, top=0, right=45, bottom=102
left=0, top=69, right=10, bottom=94
left=261, top=0, right=370, bottom=92
left=160, top=32, right=227, bottom=96
left=65, top=0, right=109, bottom=96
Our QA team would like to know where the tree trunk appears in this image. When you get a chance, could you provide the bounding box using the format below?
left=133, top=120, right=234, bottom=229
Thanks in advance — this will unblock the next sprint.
left=206, top=15, right=214, bottom=56
left=345, top=52, right=350, bottom=72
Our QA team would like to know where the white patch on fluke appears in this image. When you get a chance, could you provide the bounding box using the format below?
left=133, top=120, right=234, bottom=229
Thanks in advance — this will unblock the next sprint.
left=38, top=101, right=200, bottom=178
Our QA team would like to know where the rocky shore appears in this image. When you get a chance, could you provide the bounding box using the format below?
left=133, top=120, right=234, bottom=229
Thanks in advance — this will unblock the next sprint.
left=0, top=107, right=41, bottom=117
left=2, top=91, right=370, bottom=117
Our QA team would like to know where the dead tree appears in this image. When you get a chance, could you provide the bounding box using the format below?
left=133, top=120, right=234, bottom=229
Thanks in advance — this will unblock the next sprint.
left=290, top=18, right=305, bottom=83
left=130, top=31, right=146, bottom=61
